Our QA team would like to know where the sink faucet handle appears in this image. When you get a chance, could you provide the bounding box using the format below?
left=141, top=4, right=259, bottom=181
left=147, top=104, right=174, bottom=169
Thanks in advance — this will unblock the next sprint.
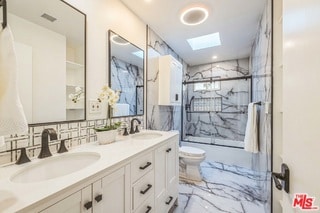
left=135, top=125, right=140, bottom=133
left=57, top=139, right=69, bottom=153
left=16, top=148, right=31, bottom=165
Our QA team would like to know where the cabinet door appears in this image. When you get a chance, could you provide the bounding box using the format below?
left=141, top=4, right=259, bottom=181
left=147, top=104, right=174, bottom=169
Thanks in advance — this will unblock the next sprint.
left=40, top=191, right=82, bottom=213
left=169, top=61, right=182, bottom=104
left=92, top=180, right=103, bottom=213
left=166, top=138, right=178, bottom=205
left=154, top=143, right=168, bottom=213
left=100, top=165, right=130, bottom=213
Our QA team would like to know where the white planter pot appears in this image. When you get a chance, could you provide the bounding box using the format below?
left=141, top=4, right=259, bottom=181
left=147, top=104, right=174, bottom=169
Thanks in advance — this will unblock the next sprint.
left=96, top=130, right=118, bottom=145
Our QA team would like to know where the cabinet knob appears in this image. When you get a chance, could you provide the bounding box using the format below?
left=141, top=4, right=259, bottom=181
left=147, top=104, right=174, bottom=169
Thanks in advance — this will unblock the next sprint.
left=84, top=201, right=92, bottom=210
left=175, top=94, right=179, bottom=101
left=139, top=162, right=152, bottom=170
left=166, top=148, right=172, bottom=153
left=95, top=194, right=103, bottom=203
left=165, top=196, right=173, bottom=205
left=146, top=206, right=152, bottom=213
left=140, top=184, right=152, bottom=195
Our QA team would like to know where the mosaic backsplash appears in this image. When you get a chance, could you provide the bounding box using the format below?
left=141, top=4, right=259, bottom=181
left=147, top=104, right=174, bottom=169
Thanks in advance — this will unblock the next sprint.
left=0, top=116, right=143, bottom=165
left=183, top=59, right=250, bottom=143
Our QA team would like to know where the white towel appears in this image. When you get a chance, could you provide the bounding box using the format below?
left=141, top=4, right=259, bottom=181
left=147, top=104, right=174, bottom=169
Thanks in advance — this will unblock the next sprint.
left=0, top=25, right=28, bottom=141
left=244, top=102, right=259, bottom=153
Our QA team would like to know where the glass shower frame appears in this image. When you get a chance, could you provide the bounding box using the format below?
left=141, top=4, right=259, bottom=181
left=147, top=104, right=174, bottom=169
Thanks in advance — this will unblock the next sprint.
left=181, top=76, right=252, bottom=149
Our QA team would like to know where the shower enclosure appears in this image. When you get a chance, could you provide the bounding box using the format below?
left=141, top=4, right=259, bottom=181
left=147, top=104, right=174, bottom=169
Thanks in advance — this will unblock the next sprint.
left=182, top=60, right=252, bottom=149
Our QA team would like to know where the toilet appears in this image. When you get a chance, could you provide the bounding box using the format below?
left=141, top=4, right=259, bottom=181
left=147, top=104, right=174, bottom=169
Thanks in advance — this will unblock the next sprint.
left=179, top=146, right=206, bottom=182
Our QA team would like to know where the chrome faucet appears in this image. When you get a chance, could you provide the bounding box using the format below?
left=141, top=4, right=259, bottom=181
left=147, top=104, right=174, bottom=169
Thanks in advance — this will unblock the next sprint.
left=130, top=118, right=141, bottom=134
left=38, top=128, right=57, bottom=159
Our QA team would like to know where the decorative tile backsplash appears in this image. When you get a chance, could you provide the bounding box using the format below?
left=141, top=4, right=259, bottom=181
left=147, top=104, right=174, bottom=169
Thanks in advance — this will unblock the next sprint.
left=0, top=116, right=143, bottom=165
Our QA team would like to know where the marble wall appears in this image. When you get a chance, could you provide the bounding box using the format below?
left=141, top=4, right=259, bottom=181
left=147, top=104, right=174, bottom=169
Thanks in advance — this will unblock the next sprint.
left=146, top=28, right=187, bottom=132
left=183, top=59, right=250, bottom=145
left=250, top=0, right=272, bottom=211
left=110, top=56, right=144, bottom=116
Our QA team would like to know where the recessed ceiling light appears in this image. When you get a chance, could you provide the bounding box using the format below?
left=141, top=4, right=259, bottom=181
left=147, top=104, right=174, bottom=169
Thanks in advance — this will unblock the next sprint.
left=180, top=7, right=209, bottom=26
left=187, top=32, right=221, bottom=51
left=111, top=35, right=130, bottom=45
left=212, top=55, right=218, bottom=59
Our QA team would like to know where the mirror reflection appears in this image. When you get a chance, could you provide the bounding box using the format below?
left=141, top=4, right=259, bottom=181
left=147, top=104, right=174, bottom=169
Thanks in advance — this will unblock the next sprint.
left=109, top=30, right=144, bottom=118
left=7, top=0, right=86, bottom=124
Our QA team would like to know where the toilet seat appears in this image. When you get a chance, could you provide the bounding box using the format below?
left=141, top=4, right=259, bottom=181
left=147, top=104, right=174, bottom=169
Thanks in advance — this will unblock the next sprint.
left=179, top=146, right=206, bottom=158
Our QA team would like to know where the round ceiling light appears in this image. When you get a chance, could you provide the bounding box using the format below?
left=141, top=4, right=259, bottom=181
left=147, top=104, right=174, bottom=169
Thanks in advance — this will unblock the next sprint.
left=180, top=6, right=209, bottom=26
left=111, top=35, right=130, bottom=45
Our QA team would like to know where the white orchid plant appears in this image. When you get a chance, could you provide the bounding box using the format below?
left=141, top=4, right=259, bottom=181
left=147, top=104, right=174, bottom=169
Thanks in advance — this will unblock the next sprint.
left=97, top=85, right=120, bottom=108
left=95, top=85, right=121, bottom=132
left=68, top=86, right=84, bottom=103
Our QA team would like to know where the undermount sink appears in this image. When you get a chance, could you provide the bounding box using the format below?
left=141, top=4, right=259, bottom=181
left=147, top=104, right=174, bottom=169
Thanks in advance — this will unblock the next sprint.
left=11, top=152, right=100, bottom=183
left=131, top=132, right=163, bottom=140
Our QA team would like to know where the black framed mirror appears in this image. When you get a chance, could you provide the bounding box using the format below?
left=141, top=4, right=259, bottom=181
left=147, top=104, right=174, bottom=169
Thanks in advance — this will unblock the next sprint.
left=7, top=0, right=86, bottom=124
left=108, top=30, right=144, bottom=118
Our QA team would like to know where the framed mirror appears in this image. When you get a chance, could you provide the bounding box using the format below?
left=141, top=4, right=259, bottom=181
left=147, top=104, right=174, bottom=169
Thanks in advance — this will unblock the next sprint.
left=108, top=30, right=144, bottom=118
left=7, top=0, right=86, bottom=124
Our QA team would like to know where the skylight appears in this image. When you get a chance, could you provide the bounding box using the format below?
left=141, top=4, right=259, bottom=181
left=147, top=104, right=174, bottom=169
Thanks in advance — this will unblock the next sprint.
left=187, top=32, right=221, bottom=50
left=132, top=50, right=144, bottom=58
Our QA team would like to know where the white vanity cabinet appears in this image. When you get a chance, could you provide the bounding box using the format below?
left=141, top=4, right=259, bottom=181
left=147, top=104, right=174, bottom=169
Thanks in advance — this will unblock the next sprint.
left=158, top=55, right=183, bottom=106
left=39, top=190, right=83, bottom=213
left=154, top=137, right=179, bottom=213
left=40, top=165, right=130, bottom=213
left=27, top=133, right=179, bottom=213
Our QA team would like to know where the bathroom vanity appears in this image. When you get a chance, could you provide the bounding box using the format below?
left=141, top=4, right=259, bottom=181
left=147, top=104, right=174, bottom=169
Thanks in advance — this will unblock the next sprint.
left=0, top=130, right=179, bottom=213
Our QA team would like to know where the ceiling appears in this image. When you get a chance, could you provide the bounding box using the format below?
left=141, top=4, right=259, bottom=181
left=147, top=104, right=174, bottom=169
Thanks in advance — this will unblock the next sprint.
left=120, top=0, right=267, bottom=66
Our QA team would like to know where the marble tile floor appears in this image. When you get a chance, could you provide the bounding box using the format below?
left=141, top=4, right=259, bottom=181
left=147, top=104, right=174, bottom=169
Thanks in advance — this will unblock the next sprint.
left=173, top=161, right=268, bottom=213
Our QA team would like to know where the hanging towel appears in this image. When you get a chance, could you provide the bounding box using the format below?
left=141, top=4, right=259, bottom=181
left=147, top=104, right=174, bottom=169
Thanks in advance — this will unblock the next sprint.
left=0, top=25, right=28, bottom=140
left=244, top=102, right=259, bottom=153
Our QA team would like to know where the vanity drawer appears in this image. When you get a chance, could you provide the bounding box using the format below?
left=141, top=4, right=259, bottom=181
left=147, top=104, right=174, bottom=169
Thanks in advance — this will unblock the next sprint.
left=132, top=170, right=154, bottom=210
left=131, top=151, right=154, bottom=183
left=134, top=195, right=154, bottom=213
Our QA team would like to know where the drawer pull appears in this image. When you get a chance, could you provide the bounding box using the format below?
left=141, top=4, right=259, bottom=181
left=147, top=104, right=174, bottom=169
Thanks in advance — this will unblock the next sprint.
left=139, top=162, right=152, bottom=170
left=165, top=196, right=173, bottom=205
left=166, top=148, right=172, bottom=153
left=84, top=201, right=92, bottom=210
left=140, top=184, right=152, bottom=195
left=95, top=194, right=103, bottom=203
left=146, top=206, right=152, bottom=213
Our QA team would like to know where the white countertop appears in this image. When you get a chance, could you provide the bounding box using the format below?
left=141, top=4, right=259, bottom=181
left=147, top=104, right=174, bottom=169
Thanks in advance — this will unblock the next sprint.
left=0, top=130, right=179, bottom=213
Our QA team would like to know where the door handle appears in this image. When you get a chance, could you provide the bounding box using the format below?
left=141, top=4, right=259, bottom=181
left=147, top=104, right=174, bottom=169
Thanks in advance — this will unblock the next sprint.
left=272, top=163, right=290, bottom=193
